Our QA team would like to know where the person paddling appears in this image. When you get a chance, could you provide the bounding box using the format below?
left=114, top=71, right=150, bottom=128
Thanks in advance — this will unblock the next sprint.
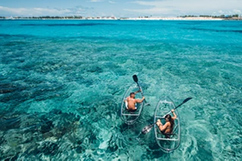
left=156, top=109, right=177, bottom=137
left=125, top=90, right=145, bottom=111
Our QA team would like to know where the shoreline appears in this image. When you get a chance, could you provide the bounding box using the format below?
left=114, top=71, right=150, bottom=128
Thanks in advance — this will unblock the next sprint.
left=1, top=19, right=241, bottom=21
left=1, top=17, right=241, bottom=21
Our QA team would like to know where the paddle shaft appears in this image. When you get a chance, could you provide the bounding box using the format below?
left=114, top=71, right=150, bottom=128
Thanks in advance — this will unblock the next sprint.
left=132, top=75, right=148, bottom=103
left=174, top=101, right=187, bottom=110
left=137, top=82, right=147, bottom=103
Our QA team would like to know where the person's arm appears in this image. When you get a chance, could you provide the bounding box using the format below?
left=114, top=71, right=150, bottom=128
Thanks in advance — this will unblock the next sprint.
left=136, top=97, right=145, bottom=103
left=134, top=89, right=141, bottom=94
left=171, top=109, right=177, bottom=120
left=124, top=96, right=129, bottom=102
left=156, top=119, right=168, bottom=131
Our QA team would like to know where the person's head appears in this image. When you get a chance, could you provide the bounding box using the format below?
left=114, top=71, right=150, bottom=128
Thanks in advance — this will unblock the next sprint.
left=165, top=114, right=172, bottom=122
left=165, top=114, right=174, bottom=129
left=130, top=92, right=135, bottom=98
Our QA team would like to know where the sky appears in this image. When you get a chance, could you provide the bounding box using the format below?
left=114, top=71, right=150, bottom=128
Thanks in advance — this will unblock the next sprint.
left=0, top=0, right=241, bottom=17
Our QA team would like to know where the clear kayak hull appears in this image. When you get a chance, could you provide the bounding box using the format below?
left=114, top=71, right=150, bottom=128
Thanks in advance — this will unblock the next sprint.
left=120, top=83, right=144, bottom=125
left=154, top=100, right=180, bottom=153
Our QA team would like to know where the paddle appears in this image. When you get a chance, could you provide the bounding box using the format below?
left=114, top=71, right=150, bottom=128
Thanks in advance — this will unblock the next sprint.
left=132, top=75, right=150, bottom=106
left=141, top=97, right=192, bottom=134
left=163, top=97, right=192, bottom=117
left=174, top=97, right=192, bottom=110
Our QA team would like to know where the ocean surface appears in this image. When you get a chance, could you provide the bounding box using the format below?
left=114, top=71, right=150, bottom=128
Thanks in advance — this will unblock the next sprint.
left=0, top=20, right=242, bottom=160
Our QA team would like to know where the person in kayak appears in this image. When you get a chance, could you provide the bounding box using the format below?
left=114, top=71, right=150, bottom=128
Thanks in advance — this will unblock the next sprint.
left=156, top=109, right=177, bottom=137
left=125, top=90, right=145, bottom=111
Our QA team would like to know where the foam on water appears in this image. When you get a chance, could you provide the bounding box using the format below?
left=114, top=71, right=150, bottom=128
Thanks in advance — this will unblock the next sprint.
left=0, top=20, right=242, bottom=160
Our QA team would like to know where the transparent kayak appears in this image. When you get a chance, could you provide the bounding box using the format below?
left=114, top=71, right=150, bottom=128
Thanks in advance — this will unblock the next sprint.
left=154, top=100, right=180, bottom=153
left=120, top=83, right=144, bottom=125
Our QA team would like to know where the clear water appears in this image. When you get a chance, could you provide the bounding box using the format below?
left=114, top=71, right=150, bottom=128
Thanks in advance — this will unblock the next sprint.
left=0, top=20, right=242, bottom=160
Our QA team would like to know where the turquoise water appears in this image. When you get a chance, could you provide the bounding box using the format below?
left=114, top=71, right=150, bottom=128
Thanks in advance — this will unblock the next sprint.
left=0, top=20, right=242, bottom=160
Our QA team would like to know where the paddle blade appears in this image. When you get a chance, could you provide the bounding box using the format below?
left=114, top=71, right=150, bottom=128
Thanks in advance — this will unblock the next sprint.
left=145, top=103, right=151, bottom=106
left=174, top=97, right=192, bottom=110
left=183, top=97, right=192, bottom=103
left=132, top=75, right=138, bottom=83
left=141, top=124, right=154, bottom=134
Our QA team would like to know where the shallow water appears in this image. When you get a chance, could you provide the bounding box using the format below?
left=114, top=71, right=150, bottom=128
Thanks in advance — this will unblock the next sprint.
left=0, top=20, right=242, bottom=160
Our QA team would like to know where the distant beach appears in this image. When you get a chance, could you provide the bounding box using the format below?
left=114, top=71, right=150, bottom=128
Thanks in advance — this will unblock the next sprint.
left=1, top=15, right=241, bottom=21
left=122, top=17, right=224, bottom=20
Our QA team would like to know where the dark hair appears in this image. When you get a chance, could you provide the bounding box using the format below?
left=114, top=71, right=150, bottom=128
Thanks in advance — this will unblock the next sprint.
left=165, top=114, right=174, bottom=131
left=130, top=92, right=135, bottom=96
